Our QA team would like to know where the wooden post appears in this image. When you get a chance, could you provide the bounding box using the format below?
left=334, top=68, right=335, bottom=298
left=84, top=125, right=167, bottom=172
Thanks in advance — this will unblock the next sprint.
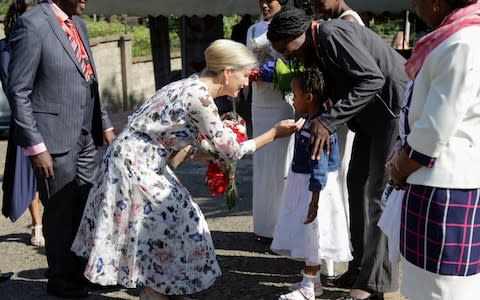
left=180, top=15, right=223, bottom=78
left=149, top=15, right=171, bottom=90
left=404, top=10, right=411, bottom=48
left=118, top=35, right=133, bottom=111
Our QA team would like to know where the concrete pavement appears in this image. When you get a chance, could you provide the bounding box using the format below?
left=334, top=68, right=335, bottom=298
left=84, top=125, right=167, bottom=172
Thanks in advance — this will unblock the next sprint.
left=0, top=135, right=405, bottom=300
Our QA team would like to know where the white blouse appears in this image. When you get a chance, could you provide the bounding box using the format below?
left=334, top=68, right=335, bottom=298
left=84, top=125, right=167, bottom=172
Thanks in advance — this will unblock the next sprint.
left=406, top=26, right=480, bottom=188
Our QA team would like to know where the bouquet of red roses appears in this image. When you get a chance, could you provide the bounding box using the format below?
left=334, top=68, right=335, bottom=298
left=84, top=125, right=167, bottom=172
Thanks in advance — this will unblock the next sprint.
left=202, top=112, right=247, bottom=209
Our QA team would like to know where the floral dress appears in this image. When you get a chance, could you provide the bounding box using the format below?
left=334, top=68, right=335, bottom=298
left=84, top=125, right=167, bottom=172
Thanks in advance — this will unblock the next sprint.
left=71, top=75, right=256, bottom=295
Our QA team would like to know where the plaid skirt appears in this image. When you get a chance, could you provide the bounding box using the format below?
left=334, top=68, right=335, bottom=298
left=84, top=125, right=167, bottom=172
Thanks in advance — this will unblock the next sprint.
left=400, top=184, right=480, bottom=276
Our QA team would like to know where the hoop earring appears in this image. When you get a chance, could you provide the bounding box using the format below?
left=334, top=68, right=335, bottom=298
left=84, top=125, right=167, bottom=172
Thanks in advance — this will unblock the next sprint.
left=433, top=5, right=440, bottom=12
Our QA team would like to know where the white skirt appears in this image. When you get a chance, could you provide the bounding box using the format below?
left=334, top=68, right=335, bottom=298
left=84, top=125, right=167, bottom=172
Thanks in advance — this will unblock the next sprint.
left=271, top=170, right=352, bottom=265
left=401, top=257, right=480, bottom=300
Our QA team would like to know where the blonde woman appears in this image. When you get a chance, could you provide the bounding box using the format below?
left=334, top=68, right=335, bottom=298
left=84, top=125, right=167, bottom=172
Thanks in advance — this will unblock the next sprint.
left=72, top=39, right=303, bottom=300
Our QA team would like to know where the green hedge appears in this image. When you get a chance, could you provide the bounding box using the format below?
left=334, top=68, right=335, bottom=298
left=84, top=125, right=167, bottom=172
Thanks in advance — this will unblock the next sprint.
left=83, top=14, right=243, bottom=58
left=83, top=15, right=153, bottom=57
left=368, top=17, right=403, bottom=39
left=0, top=1, right=8, bottom=16
left=83, top=15, right=183, bottom=58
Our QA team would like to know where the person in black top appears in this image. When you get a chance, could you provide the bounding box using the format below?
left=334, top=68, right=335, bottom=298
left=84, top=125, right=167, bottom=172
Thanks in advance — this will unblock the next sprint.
left=231, top=14, right=253, bottom=45
left=267, top=7, right=407, bottom=300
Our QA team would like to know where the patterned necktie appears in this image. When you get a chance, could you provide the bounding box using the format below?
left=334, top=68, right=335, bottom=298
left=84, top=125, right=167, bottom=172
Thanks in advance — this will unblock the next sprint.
left=64, top=19, right=89, bottom=81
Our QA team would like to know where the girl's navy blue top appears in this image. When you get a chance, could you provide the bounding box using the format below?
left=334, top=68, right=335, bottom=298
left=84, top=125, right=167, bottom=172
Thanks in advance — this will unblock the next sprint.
left=291, top=113, right=340, bottom=192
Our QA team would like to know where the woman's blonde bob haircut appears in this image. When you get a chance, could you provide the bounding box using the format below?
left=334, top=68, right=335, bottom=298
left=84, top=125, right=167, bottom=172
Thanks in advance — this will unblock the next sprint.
left=204, top=39, right=257, bottom=74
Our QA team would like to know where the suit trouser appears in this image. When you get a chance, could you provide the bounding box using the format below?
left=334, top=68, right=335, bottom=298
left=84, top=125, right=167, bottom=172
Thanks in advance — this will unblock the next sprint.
left=38, top=132, right=98, bottom=281
left=346, top=120, right=399, bottom=292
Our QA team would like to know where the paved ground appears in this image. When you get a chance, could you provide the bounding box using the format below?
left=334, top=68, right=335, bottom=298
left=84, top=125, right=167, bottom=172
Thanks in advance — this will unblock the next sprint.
left=0, top=126, right=406, bottom=299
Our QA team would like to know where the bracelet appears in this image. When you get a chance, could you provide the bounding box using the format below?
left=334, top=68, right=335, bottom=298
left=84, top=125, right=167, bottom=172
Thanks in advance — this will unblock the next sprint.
left=393, top=161, right=407, bottom=177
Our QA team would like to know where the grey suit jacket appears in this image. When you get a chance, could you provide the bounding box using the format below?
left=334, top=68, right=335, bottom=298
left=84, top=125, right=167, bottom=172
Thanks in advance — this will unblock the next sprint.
left=7, top=2, right=112, bottom=154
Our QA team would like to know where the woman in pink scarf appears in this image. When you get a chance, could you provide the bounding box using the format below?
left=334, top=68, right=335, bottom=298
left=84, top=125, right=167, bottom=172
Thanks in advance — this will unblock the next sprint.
left=388, top=1, right=480, bottom=299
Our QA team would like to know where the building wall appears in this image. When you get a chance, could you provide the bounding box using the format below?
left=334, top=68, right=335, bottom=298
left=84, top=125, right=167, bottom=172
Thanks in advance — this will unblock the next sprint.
left=90, top=35, right=157, bottom=113
left=130, top=56, right=156, bottom=109
left=91, top=36, right=124, bottom=113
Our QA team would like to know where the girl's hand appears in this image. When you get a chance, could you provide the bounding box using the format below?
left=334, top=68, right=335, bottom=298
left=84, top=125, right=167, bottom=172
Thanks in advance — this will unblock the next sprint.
left=304, top=191, right=320, bottom=224
left=304, top=200, right=318, bottom=224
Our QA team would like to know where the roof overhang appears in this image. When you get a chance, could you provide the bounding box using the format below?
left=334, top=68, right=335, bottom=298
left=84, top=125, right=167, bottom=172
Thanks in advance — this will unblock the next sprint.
left=84, top=1, right=413, bottom=17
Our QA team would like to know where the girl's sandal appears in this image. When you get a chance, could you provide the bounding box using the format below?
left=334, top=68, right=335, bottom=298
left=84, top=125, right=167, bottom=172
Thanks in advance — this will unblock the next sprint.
left=288, top=281, right=323, bottom=296
left=279, top=287, right=315, bottom=300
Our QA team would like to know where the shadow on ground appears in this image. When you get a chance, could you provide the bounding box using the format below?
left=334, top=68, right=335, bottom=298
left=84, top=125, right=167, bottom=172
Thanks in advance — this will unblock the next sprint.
left=193, top=231, right=349, bottom=300
left=0, top=278, right=135, bottom=300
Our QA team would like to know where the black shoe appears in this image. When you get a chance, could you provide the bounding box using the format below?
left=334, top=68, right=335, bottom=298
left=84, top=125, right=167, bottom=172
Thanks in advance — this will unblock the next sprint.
left=47, top=279, right=89, bottom=298
left=74, top=274, right=120, bottom=291
left=336, top=290, right=382, bottom=300
left=321, top=274, right=337, bottom=287
left=0, top=272, right=14, bottom=283
left=254, top=235, right=273, bottom=244
left=333, top=269, right=360, bottom=288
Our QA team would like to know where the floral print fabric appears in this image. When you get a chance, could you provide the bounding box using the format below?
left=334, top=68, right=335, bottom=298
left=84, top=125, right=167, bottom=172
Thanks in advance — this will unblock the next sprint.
left=72, top=75, right=254, bottom=295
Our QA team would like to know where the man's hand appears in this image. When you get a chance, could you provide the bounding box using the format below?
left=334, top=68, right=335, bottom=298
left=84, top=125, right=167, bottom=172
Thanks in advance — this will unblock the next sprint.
left=103, top=130, right=116, bottom=145
left=309, top=118, right=330, bottom=160
left=30, top=151, right=54, bottom=179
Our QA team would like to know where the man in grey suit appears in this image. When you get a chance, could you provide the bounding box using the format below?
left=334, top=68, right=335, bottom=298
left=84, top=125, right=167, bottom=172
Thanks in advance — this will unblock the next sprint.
left=8, top=0, right=114, bottom=298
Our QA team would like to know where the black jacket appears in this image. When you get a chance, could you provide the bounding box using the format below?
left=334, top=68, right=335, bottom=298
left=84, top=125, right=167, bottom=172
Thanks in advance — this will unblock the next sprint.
left=313, top=19, right=407, bottom=135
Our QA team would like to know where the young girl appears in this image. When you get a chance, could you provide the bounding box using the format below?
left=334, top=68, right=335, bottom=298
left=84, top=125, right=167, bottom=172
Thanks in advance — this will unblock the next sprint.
left=271, top=68, right=352, bottom=300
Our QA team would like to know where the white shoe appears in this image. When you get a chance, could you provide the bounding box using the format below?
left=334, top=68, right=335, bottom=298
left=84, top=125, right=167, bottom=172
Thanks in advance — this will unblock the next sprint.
left=31, top=225, right=45, bottom=247
left=289, top=281, right=323, bottom=296
left=279, top=287, right=316, bottom=300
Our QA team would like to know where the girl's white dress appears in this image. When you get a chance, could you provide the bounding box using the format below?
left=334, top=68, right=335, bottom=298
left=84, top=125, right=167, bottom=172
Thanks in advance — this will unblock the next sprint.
left=271, top=170, right=352, bottom=264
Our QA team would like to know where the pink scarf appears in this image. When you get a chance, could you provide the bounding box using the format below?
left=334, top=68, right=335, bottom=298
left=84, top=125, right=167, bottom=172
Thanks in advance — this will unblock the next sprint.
left=405, top=2, right=480, bottom=79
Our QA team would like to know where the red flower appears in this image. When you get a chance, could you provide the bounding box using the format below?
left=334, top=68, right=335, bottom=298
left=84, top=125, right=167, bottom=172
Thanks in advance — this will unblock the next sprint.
left=203, top=112, right=247, bottom=209
left=205, top=161, right=228, bottom=196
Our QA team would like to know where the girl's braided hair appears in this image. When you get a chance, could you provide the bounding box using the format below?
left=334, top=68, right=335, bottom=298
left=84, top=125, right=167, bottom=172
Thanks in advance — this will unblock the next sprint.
left=4, top=0, right=41, bottom=39
left=293, top=67, right=327, bottom=104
